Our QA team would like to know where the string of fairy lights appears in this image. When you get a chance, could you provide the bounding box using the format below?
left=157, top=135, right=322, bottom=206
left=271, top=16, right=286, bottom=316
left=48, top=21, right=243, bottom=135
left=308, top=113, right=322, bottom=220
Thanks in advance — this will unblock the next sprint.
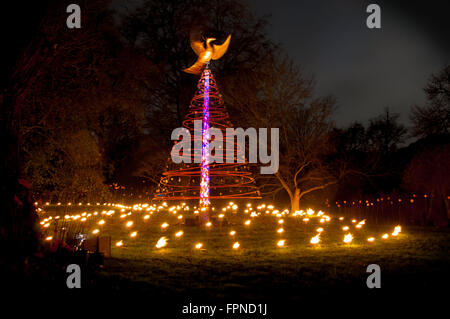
left=200, top=68, right=211, bottom=208
left=38, top=201, right=403, bottom=251
left=329, top=193, right=448, bottom=208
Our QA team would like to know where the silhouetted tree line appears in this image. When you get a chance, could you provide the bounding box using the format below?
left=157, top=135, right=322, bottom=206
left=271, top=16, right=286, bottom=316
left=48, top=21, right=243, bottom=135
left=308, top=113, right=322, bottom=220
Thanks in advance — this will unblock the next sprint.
left=331, top=66, right=449, bottom=226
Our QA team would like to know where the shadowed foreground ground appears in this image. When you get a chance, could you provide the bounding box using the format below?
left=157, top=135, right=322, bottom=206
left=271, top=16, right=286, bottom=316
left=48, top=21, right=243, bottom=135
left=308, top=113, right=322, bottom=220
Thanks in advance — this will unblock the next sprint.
left=19, top=228, right=449, bottom=317
left=7, top=206, right=450, bottom=317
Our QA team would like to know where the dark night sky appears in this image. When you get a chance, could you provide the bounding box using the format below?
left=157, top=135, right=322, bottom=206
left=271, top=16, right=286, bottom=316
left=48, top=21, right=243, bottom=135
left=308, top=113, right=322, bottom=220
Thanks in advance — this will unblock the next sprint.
left=4, top=1, right=448, bottom=129
left=247, top=0, right=449, bottom=127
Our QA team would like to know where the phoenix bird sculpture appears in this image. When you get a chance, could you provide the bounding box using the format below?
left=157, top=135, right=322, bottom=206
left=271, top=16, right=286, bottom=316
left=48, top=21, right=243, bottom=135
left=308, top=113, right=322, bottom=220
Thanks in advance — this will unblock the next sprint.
left=183, top=32, right=231, bottom=75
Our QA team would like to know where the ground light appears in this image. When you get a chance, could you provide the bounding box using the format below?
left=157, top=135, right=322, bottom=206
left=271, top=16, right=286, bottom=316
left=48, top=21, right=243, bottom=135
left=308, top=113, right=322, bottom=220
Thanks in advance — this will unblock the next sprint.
left=38, top=202, right=403, bottom=252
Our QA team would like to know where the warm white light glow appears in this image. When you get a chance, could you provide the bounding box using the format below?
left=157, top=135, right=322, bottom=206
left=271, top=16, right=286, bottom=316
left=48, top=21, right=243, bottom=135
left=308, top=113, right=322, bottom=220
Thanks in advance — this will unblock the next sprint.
left=392, top=225, right=402, bottom=236
left=344, top=233, right=353, bottom=243
left=310, top=234, right=320, bottom=244
left=156, top=237, right=168, bottom=248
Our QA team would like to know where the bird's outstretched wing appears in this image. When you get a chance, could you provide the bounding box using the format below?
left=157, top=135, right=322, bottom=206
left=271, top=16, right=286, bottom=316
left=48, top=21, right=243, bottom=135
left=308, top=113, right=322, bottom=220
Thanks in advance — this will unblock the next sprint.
left=212, top=34, right=231, bottom=60
left=183, top=58, right=205, bottom=75
left=190, top=29, right=205, bottom=56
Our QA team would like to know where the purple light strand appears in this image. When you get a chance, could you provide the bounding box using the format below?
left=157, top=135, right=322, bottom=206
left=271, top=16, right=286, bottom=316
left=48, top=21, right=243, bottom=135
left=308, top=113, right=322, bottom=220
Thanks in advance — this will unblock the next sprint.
left=200, top=69, right=211, bottom=207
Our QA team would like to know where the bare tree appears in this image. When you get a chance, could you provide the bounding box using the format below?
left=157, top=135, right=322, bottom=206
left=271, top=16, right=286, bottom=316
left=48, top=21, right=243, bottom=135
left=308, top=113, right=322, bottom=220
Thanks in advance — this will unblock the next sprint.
left=223, top=56, right=338, bottom=211
left=367, top=108, right=407, bottom=155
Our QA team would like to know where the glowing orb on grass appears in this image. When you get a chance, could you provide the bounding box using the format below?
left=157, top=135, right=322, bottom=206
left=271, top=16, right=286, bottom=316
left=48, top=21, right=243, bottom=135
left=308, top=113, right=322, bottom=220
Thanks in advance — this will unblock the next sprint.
left=310, top=234, right=320, bottom=244
left=156, top=237, right=168, bottom=248
left=175, top=231, right=184, bottom=237
left=277, top=240, right=285, bottom=247
left=125, top=221, right=133, bottom=228
left=392, top=225, right=402, bottom=236
left=233, top=242, right=240, bottom=249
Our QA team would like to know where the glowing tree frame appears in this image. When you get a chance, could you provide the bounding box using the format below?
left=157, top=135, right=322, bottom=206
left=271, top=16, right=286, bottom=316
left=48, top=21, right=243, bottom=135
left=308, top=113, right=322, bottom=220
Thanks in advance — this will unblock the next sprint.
left=154, top=66, right=260, bottom=207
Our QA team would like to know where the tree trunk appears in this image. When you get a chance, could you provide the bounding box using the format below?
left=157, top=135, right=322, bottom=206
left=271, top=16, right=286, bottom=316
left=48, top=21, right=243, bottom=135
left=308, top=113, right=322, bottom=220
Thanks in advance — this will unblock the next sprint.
left=290, top=188, right=301, bottom=212
left=444, top=196, right=450, bottom=220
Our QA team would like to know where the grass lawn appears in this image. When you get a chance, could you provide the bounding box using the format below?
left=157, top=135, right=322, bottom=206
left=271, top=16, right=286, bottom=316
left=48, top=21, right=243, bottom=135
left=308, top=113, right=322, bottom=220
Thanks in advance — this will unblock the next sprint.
left=37, top=204, right=450, bottom=316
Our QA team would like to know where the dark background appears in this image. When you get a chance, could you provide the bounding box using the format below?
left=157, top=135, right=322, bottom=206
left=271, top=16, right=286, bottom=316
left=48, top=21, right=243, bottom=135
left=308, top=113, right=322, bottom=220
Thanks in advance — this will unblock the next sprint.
left=4, top=0, right=449, bottom=128
left=247, top=0, right=450, bottom=128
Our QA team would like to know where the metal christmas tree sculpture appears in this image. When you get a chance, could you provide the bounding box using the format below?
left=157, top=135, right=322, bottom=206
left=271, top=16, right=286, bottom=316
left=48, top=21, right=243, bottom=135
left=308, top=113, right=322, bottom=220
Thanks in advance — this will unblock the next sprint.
left=154, top=34, right=260, bottom=211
